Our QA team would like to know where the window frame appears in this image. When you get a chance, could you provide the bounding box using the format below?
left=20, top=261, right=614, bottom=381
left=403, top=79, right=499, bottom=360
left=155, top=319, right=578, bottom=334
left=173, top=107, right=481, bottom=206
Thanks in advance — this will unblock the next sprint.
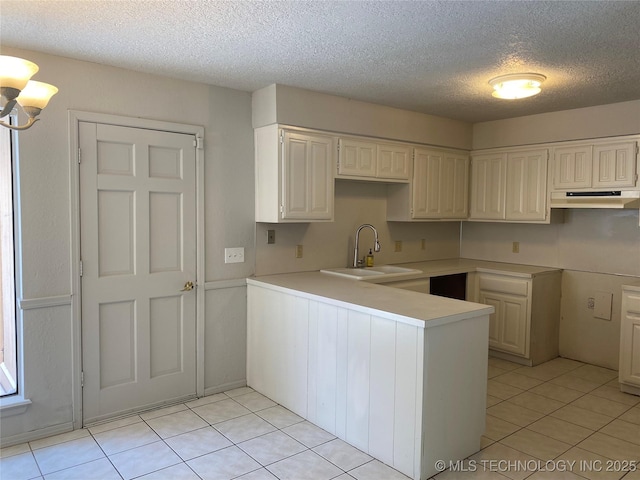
left=0, top=117, right=29, bottom=412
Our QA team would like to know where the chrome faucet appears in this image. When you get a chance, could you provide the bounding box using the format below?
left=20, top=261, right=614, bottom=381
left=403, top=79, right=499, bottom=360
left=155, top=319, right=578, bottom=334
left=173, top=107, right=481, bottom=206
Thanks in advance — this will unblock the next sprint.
left=353, top=224, right=381, bottom=267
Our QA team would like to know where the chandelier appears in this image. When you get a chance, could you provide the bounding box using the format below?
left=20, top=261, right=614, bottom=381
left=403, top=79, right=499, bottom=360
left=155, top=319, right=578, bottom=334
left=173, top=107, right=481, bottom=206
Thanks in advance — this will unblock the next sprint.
left=0, top=55, right=58, bottom=130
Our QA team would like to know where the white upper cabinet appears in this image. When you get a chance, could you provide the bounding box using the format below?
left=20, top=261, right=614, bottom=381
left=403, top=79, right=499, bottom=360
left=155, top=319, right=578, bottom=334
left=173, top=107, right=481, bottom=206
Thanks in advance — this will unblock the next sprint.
left=255, top=125, right=335, bottom=222
left=387, top=147, right=469, bottom=221
left=506, top=149, right=548, bottom=221
left=592, top=142, right=637, bottom=188
left=338, top=137, right=410, bottom=182
left=413, top=148, right=469, bottom=219
left=470, top=148, right=549, bottom=223
left=469, top=152, right=507, bottom=220
left=553, top=140, right=637, bottom=190
left=338, top=138, right=377, bottom=177
left=553, top=145, right=592, bottom=189
left=376, top=142, right=412, bottom=180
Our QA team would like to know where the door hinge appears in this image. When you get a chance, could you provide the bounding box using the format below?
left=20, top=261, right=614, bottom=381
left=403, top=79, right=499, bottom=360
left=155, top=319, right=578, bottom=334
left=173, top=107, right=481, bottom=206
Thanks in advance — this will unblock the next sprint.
left=78, top=148, right=82, bottom=164
left=279, top=130, right=284, bottom=144
left=81, top=371, right=84, bottom=388
left=79, top=260, right=83, bottom=277
left=194, top=136, right=203, bottom=149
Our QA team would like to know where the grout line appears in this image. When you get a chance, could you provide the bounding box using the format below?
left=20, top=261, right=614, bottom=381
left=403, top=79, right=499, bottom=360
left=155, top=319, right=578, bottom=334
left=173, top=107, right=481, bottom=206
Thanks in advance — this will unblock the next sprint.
left=3, top=364, right=639, bottom=480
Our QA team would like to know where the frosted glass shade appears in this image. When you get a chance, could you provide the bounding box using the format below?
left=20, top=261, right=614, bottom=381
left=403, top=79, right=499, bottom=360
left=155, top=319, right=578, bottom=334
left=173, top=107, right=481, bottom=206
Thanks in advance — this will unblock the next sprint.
left=0, top=55, right=39, bottom=91
left=17, top=80, right=58, bottom=111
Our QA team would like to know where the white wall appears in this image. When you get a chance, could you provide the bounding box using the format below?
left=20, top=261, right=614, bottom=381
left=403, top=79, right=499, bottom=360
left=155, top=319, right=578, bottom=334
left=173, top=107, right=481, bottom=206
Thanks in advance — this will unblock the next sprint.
left=256, top=181, right=461, bottom=276
left=464, top=101, right=640, bottom=369
left=0, top=48, right=254, bottom=445
left=253, top=84, right=473, bottom=150
left=472, top=100, right=640, bottom=149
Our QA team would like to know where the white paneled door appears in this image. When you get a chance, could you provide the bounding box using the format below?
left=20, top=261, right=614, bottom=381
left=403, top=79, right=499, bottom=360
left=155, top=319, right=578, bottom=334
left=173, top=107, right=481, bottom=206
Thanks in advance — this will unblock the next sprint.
left=80, top=122, right=197, bottom=424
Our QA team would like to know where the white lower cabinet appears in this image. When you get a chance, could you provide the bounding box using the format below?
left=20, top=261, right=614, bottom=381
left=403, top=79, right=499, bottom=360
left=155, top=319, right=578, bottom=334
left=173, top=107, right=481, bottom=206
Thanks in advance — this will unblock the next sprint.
left=619, top=285, right=640, bottom=395
left=247, top=281, right=489, bottom=480
left=480, top=287, right=529, bottom=357
left=475, top=270, right=561, bottom=365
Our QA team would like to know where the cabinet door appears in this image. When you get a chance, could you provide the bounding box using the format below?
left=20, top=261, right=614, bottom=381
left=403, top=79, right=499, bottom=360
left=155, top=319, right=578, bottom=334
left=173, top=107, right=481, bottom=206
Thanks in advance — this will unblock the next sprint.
left=377, top=143, right=411, bottom=180
left=592, top=142, right=637, bottom=188
left=413, top=149, right=469, bottom=219
left=441, top=153, right=469, bottom=219
left=469, top=153, right=507, bottom=220
left=282, top=131, right=334, bottom=220
left=412, top=149, right=442, bottom=218
left=506, top=149, right=548, bottom=221
left=338, top=138, right=377, bottom=177
left=479, top=290, right=528, bottom=357
left=553, top=145, right=592, bottom=189
left=620, top=291, right=640, bottom=387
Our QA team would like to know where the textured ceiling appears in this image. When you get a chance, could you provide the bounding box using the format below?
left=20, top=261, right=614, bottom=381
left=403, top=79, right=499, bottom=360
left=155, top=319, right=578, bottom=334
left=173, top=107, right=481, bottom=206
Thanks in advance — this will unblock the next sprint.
left=1, top=0, right=639, bottom=123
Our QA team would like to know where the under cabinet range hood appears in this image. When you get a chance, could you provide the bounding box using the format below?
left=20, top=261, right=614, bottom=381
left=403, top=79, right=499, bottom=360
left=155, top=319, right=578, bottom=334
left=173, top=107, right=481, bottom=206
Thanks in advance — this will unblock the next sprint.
left=550, top=191, right=640, bottom=209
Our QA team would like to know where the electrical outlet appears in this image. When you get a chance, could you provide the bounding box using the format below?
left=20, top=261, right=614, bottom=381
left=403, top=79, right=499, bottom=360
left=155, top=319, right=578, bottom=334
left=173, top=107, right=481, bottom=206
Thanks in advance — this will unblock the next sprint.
left=587, top=297, right=595, bottom=309
left=295, top=244, right=303, bottom=258
left=224, top=247, right=245, bottom=264
left=512, top=241, right=520, bottom=253
left=267, top=229, right=275, bottom=244
left=395, top=240, right=402, bottom=252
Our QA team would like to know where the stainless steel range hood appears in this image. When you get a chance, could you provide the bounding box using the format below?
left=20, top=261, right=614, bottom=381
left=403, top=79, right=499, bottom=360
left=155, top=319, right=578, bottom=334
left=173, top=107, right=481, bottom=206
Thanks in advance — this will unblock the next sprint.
left=550, top=191, right=640, bottom=209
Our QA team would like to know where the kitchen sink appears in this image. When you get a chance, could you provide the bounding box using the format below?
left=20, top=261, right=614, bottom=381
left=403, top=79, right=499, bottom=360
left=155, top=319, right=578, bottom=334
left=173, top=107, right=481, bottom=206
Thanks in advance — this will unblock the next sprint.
left=320, top=265, right=422, bottom=280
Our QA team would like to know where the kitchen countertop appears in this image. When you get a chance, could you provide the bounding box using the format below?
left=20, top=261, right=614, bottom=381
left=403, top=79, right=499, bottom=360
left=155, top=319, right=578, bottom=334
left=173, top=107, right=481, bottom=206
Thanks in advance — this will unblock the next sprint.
left=364, top=258, right=561, bottom=282
left=248, top=272, right=492, bottom=328
left=248, top=259, right=560, bottom=328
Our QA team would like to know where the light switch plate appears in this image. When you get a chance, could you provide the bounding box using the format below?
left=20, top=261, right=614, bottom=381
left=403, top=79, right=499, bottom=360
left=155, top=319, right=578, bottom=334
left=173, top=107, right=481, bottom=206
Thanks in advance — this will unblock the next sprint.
left=224, top=247, right=245, bottom=264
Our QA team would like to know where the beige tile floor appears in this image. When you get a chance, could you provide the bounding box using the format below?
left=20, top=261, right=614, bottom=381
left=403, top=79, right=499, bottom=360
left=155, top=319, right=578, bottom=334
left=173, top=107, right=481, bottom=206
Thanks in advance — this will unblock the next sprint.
left=1, top=357, right=639, bottom=480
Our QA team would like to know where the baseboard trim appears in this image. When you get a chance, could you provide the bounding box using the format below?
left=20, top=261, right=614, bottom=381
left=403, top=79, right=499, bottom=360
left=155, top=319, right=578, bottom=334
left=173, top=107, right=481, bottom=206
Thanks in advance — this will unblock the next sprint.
left=620, top=382, right=640, bottom=396
left=489, top=349, right=533, bottom=366
left=0, top=421, right=74, bottom=448
left=204, top=379, right=247, bottom=396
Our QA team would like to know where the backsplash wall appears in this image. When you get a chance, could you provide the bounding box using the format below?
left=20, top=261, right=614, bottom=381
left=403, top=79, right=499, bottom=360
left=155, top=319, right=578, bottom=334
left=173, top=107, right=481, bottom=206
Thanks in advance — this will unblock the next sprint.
left=255, top=181, right=461, bottom=276
left=461, top=209, right=640, bottom=277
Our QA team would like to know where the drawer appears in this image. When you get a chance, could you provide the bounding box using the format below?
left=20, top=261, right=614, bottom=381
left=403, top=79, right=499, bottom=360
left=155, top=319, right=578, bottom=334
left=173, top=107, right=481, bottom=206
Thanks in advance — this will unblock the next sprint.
left=479, top=274, right=528, bottom=296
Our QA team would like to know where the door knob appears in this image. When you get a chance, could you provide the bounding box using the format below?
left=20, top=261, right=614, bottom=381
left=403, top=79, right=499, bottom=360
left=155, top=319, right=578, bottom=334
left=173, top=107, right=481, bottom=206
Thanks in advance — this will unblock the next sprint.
left=181, top=281, right=195, bottom=292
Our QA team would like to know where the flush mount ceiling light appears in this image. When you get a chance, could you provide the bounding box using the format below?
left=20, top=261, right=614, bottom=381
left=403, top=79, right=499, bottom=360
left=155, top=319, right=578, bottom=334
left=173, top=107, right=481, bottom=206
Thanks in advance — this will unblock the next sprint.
left=488, top=73, right=546, bottom=100
left=0, top=55, right=59, bottom=130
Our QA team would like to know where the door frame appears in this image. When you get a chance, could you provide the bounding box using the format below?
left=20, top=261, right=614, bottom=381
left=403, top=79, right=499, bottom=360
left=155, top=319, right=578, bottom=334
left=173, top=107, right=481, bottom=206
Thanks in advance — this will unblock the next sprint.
left=68, top=111, right=205, bottom=429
